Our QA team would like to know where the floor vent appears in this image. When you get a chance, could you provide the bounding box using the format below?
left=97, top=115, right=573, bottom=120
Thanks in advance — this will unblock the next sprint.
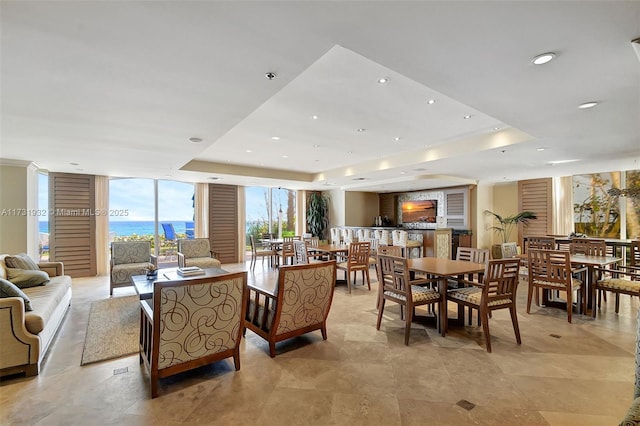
left=550, top=334, right=562, bottom=338
left=114, top=367, right=129, bottom=375
left=457, top=399, right=476, bottom=411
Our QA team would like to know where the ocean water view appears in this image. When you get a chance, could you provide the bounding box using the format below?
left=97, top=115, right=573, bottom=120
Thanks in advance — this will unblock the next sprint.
left=39, top=221, right=190, bottom=237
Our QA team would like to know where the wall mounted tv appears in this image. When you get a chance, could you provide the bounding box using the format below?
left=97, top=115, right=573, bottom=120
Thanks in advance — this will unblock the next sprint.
left=401, top=200, right=437, bottom=223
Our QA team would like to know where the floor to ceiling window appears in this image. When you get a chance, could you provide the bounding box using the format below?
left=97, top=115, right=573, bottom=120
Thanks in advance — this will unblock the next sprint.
left=37, top=172, right=49, bottom=261
left=109, top=178, right=194, bottom=266
left=245, top=186, right=297, bottom=248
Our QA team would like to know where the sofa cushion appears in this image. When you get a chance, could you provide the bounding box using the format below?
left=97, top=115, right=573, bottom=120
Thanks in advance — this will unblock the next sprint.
left=0, top=278, right=33, bottom=311
left=6, top=268, right=50, bottom=288
left=23, top=275, right=72, bottom=334
left=5, top=253, right=40, bottom=270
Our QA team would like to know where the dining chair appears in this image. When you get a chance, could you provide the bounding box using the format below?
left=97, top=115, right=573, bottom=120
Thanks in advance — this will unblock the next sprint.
left=376, top=254, right=443, bottom=344
left=342, top=228, right=355, bottom=244
left=304, top=236, right=323, bottom=261
left=336, top=241, right=371, bottom=293
left=570, top=238, right=608, bottom=305
left=378, top=230, right=391, bottom=246
left=527, top=249, right=585, bottom=323
left=434, top=228, right=452, bottom=259
left=249, top=235, right=277, bottom=270
left=447, top=258, right=522, bottom=352
left=330, top=228, right=341, bottom=245
left=500, top=242, right=519, bottom=259
left=279, top=239, right=296, bottom=266
left=293, top=240, right=309, bottom=264
left=593, top=240, right=640, bottom=317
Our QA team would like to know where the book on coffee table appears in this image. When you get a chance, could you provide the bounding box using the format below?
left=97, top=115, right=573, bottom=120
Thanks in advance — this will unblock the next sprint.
left=177, top=266, right=205, bottom=277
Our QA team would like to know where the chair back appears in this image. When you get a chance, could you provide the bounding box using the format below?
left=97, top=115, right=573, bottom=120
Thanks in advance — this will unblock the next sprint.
left=392, top=230, right=408, bottom=247
left=377, top=254, right=411, bottom=299
left=184, top=221, right=195, bottom=239
left=304, top=236, right=319, bottom=247
left=330, top=228, right=341, bottom=245
left=501, top=242, right=519, bottom=258
left=570, top=238, right=607, bottom=256
left=377, top=245, right=402, bottom=257
left=357, top=229, right=372, bottom=241
left=293, top=240, right=309, bottom=264
left=281, top=240, right=295, bottom=260
left=274, top=261, right=337, bottom=336
left=342, top=228, right=355, bottom=244
left=345, top=241, right=370, bottom=267
left=178, top=238, right=212, bottom=259
left=111, top=241, right=152, bottom=265
left=474, top=249, right=490, bottom=264
left=631, top=240, right=640, bottom=267
left=161, top=223, right=176, bottom=241
left=456, top=247, right=474, bottom=262
left=378, top=230, right=390, bottom=246
left=526, top=236, right=555, bottom=252
left=434, top=228, right=452, bottom=259
left=483, top=258, right=521, bottom=305
left=249, top=235, right=258, bottom=256
left=528, top=249, right=572, bottom=285
left=363, top=237, right=379, bottom=255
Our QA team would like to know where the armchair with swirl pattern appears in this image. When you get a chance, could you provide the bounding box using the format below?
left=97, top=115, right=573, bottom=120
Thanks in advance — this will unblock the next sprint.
left=177, top=238, right=221, bottom=269
left=139, top=271, right=248, bottom=398
left=244, top=260, right=337, bottom=357
left=110, top=241, right=156, bottom=296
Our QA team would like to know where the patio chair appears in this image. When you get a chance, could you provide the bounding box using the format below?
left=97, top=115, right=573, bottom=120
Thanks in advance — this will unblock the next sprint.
left=161, top=223, right=178, bottom=260
left=184, top=221, right=195, bottom=239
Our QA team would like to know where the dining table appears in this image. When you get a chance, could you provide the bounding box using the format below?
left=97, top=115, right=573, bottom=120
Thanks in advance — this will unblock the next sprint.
left=407, top=257, right=486, bottom=334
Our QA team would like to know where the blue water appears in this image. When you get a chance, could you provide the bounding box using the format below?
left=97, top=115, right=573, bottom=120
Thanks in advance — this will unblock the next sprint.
left=39, top=221, right=189, bottom=237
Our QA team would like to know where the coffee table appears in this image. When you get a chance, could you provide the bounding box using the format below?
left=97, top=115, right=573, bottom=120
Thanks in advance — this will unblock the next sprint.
left=131, top=267, right=230, bottom=300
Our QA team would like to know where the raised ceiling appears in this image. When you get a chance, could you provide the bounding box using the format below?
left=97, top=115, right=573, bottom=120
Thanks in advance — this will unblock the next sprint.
left=1, top=1, right=638, bottom=192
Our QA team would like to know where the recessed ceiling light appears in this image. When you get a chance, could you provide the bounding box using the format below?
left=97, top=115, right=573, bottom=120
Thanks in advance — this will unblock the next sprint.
left=209, top=177, right=220, bottom=180
left=578, top=101, right=598, bottom=109
left=245, top=149, right=252, bottom=153
left=493, top=127, right=501, bottom=131
left=352, top=177, right=366, bottom=181
left=537, top=147, right=546, bottom=152
left=531, top=52, right=556, bottom=65
left=426, top=99, right=436, bottom=105
left=265, top=72, right=277, bottom=80
left=189, top=137, right=203, bottom=143
left=400, top=171, right=407, bottom=175
left=311, top=115, right=319, bottom=120
left=463, top=115, right=472, bottom=119
left=313, top=144, right=320, bottom=148
left=271, top=136, right=280, bottom=140
left=281, top=155, right=288, bottom=159
left=314, top=159, right=319, bottom=162
left=347, top=151, right=353, bottom=154
left=357, top=128, right=366, bottom=132
left=69, top=162, right=79, bottom=166
left=548, top=159, right=579, bottom=164
left=377, top=77, right=389, bottom=84
left=393, top=137, right=401, bottom=142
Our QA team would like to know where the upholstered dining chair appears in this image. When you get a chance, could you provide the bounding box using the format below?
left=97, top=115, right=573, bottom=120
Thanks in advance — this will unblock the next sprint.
left=592, top=240, right=640, bottom=318
left=434, top=228, right=452, bottom=259
left=177, top=238, right=221, bottom=269
left=293, top=240, right=309, bottom=264
left=447, top=258, right=522, bottom=352
left=527, top=249, right=585, bottom=323
left=110, top=241, right=156, bottom=295
left=139, top=271, right=247, bottom=398
left=376, top=254, right=443, bottom=345
left=336, top=241, right=371, bottom=293
left=244, top=260, right=337, bottom=357
left=249, top=235, right=276, bottom=270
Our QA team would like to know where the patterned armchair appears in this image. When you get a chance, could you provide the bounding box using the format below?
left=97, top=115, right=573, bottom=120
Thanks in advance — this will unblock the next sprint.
left=244, top=260, right=337, bottom=357
left=177, top=238, right=221, bottom=269
left=110, top=241, right=156, bottom=296
left=139, top=271, right=248, bottom=398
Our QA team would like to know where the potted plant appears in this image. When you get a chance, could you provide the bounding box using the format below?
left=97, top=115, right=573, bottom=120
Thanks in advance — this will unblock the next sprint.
left=485, top=210, right=537, bottom=258
left=306, top=192, right=329, bottom=240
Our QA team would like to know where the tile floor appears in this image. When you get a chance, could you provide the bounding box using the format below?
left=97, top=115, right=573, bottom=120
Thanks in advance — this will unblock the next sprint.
left=1, top=262, right=636, bottom=425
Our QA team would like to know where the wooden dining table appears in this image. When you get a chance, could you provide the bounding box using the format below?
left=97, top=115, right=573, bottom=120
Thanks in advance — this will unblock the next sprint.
left=407, top=257, right=486, bottom=333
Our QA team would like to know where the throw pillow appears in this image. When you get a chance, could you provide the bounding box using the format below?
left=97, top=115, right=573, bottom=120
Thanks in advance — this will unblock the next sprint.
left=5, top=253, right=39, bottom=270
left=6, top=268, right=49, bottom=288
left=0, top=278, right=33, bottom=311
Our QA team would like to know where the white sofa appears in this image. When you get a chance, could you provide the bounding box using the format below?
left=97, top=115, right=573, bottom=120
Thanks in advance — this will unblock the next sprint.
left=0, top=255, right=72, bottom=377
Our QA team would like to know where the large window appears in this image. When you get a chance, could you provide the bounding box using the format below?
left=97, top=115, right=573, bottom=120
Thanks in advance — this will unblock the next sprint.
left=245, top=186, right=296, bottom=247
left=109, top=178, right=194, bottom=266
left=38, top=172, right=49, bottom=261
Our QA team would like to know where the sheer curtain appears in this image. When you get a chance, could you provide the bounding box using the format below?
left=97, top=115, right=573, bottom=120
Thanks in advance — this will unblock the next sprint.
left=297, top=190, right=306, bottom=236
left=194, top=183, right=208, bottom=238
left=95, top=175, right=109, bottom=275
left=552, top=176, right=574, bottom=235
left=237, top=187, right=246, bottom=262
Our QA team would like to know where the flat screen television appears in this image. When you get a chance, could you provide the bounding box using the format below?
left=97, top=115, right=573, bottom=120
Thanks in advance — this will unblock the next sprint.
left=401, top=200, right=437, bottom=223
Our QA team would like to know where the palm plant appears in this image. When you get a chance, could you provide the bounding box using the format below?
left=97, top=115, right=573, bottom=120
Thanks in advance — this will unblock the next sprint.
left=306, top=192, right=329, bottom=240
left=485, top=210, right=537, bottom=243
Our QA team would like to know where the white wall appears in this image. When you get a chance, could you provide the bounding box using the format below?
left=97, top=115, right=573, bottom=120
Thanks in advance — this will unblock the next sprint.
left=0, top=161, right=39, bottom=257
left=327, top=189, right=345, bottom=227
left=345, top=191, right=378, bottom=226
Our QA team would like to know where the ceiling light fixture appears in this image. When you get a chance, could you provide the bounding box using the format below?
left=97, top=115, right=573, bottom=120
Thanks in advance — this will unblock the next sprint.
left=531, top=52, right=556, bottom=65
left=313, top=144, right=320, bottom=148
left=537, top=147, right=546, bottom=152
left=578, top=101, right=598, bottom=109
left=271, top=136, right=280, bottom=140
left=463, top=115, right=472, bottom=119
left=245, top=149, right=252, bottom=153
left=426, top=99, right=436, bottom=105
left=281, top=155, right=288, bottom=158
left=393, top=137, right=401, bottom=141
left=209, top=177, right=220, bottom=180
left=493, top=127, right=501, bottom=131
left=69, top=162, right=79, bottom=166
left=311, top=115, right=319, bottom=120
left=377, top=77, right=389, bottom=84
left=357, top=128, right=366, bottom=132
left=189, top=137, right=203, bottom=143
left=347, top=151, right=353, bottom=154
left=352, top=177, right=366, bottom=181
left=265, top=72, right=277, bottom=80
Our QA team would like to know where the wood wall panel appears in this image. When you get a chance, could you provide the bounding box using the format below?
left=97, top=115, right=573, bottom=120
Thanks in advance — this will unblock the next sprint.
left=49, top=173, right=96, bottom=277
left=518, top=178, right=553, bottom=245
left=208, top=184, right=238, bottom=264
left=379, top=193, right=396, bottom=222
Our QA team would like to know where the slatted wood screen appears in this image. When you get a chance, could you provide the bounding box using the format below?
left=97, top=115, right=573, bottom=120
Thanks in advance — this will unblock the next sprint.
left=446, top=192, right=465, bottom=228
left=518, top=178, right=553, bottom=245
left=49, top=173, right=96, bottom=277
left=209, top=184, right=238, bottom=263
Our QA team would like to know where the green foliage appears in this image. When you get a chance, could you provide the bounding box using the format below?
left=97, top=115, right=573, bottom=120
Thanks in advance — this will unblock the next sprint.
left=306, top=192, right=329, bottom=240
left=485, top=210, right=537, bottom=243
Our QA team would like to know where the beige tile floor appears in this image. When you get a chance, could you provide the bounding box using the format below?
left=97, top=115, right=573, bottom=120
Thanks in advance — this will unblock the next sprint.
left=1, top=261, right=637, bottom=425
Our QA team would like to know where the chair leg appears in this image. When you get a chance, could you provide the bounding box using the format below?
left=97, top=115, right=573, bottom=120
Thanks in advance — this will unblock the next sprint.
left=615, top=293, right=620, bottom=313
left=566, top=288, right=573, bottom=323
left=509, top=305, right=522, bottom=345
left=480, top=307, right=492, bottom=353
left=321, top=323, right=328, bottom=340
left=376, top=299, right=386, bottom=330
left=233, top=348, right=241, bottom=371
left=404, top=303, right=413, bottom=345
left=346, top=270, right=352, bottom=294
left=151, top=372, right=159, bottom=399
left=269, top=341, right=276, bottom=358
left=365, top=268, right=371, bottom=290
left=526, top=283, right=534, bottom=314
